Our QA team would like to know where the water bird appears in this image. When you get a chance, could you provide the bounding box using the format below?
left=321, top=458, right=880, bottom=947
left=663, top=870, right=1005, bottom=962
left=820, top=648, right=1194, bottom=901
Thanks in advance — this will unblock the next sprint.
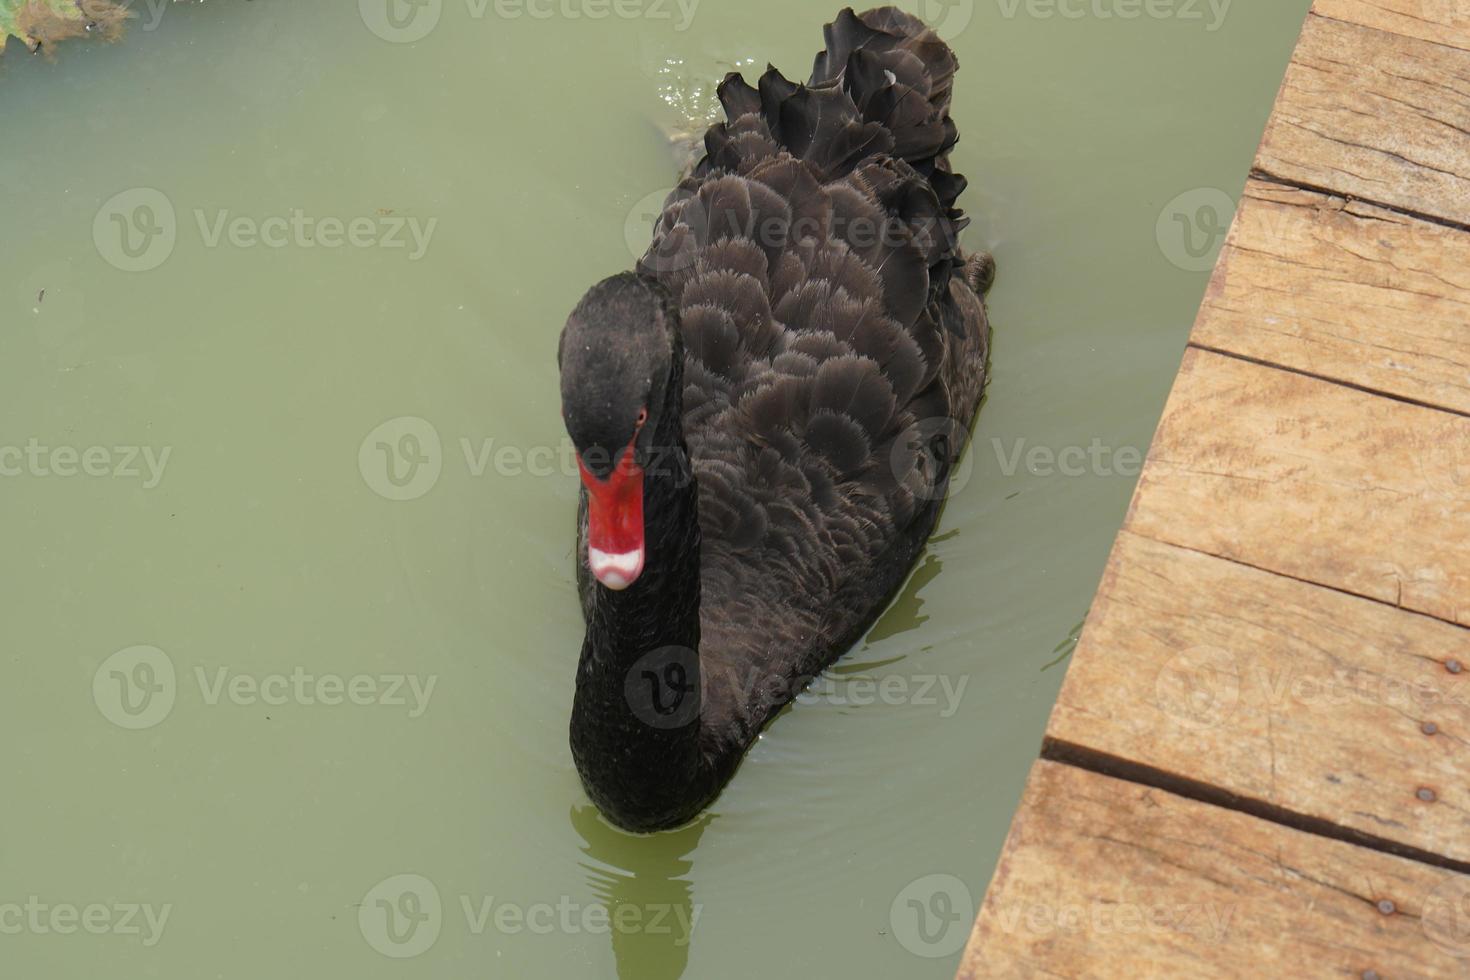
left=558, top=5, right=994, bottom=832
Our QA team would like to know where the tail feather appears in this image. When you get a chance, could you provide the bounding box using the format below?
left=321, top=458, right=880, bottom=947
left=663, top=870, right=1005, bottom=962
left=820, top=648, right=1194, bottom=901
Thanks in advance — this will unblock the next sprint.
left=659, top=4, right=982, bottom=361
left=704, top=6, right=966, bottom=213
left=809, top=7, right=959, bottom=168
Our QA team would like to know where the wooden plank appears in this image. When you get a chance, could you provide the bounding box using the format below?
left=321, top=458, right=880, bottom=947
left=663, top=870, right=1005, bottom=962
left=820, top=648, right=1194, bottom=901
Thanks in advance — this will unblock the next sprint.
left=1257, top=14, right=1470, bottom=224
left=1313, top=0, right=1470, bottom=53
left=1048, top=529, right=1470, bottom=862
left=960, top=761, right=1470, bottom=979
left=967, top=4, right=1470, bottom=976
left=1128, top=348, right=1470, bottom=627
left=1196, top=179, right=1470, bottom=415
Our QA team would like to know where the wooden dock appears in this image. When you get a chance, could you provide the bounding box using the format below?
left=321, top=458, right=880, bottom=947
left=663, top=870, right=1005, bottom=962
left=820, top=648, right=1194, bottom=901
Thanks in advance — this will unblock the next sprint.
left=959, top=2, right=1470, bottom=976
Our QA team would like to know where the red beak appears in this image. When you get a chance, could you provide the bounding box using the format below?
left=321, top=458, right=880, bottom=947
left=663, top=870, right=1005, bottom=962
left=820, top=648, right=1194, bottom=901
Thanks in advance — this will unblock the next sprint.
left=577, top=439, right=645, bottom=590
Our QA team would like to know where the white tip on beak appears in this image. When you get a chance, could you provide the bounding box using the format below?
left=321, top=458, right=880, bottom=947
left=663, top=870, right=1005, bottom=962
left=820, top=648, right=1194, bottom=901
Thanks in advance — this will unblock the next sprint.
left=588, top=546, right=645, bottom=590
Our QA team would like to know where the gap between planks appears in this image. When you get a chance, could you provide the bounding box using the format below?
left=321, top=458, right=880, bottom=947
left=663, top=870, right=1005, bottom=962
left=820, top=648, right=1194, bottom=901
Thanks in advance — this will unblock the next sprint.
left=1188, top=342, right=1470, bottom=422
left=1040, top=739, right=1470, bottom=877
left=1248, top=169, right=1470, bottom=237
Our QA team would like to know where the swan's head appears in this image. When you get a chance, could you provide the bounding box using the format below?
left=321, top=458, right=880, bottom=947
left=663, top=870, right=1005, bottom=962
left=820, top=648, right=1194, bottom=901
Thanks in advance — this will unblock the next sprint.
left=558, top=273, right=680, bottom=591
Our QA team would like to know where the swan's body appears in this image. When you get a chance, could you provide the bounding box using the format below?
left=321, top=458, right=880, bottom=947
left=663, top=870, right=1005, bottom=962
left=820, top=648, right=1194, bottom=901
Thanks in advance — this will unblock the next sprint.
left=559, top=6, right=991, bottom=832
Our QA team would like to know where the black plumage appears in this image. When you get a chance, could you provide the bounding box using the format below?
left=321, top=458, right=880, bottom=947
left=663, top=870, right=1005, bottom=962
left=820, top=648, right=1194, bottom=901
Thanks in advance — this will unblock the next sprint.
left=559, top=6, right=992, bottom=832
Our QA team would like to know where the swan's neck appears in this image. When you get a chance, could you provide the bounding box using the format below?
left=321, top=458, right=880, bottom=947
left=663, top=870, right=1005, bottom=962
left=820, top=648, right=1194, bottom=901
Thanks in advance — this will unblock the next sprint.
left=570, top=395, right=719, bottom=832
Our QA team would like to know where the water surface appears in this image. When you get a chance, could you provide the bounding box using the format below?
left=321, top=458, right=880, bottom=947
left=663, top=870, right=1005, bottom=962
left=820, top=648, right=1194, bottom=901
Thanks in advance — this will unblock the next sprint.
left=0, top=1, right=1310, bottom=976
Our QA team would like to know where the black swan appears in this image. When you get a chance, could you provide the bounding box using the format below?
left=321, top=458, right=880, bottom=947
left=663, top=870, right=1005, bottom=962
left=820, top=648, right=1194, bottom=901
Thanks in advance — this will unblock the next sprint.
left=558, top=6, right=993, bottom=832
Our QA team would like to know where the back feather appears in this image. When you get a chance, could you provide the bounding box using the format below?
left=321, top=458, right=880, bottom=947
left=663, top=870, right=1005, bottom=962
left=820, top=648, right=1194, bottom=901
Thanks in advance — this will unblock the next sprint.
left=634, top=6, right=991, bottom=713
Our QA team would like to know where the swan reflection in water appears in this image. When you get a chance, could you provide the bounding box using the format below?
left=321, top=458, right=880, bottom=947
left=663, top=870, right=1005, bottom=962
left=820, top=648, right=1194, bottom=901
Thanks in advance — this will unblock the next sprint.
left=569, top=804, right=712, bottom=980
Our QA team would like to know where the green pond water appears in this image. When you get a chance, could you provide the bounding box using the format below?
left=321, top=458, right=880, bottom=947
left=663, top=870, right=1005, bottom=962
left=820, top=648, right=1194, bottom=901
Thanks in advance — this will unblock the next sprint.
left=0, top=1, right=1310, bottom=976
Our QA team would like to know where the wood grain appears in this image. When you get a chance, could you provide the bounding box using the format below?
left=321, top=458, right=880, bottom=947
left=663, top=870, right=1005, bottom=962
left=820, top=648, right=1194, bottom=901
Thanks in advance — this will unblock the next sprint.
left=1314, top=0, right=1470, bottom=53
left=958, top=761, right=1470, bottom=979
left=1195, top=179, right=1470, bottom=415
left=1257, top=14, right=1470, bottom=225
left=963, top=6, right=1470, bottom=976
left=1128, top=348, right=1470, bottom=627
left=1048, top=529, right=1470, bottom=863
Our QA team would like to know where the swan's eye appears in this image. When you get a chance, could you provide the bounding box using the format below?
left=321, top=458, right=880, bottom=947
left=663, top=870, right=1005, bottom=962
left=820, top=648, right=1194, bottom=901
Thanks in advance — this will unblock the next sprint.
left=635, top=408, right=649, bottom=427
